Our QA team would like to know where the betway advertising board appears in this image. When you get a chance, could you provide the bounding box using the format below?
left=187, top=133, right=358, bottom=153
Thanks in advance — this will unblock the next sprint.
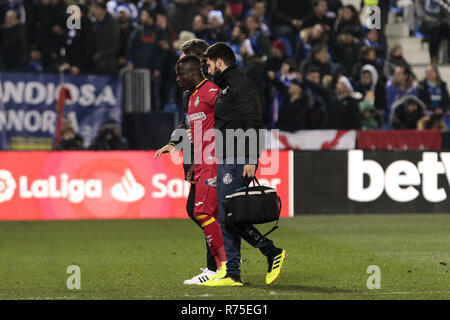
left=294, top=150, right=450, bottom=214
left=0, top=150, right=292, bottom=220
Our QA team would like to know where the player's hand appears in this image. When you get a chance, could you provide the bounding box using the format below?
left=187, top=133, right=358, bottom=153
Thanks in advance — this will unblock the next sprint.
left=186, top=164, right=195, bottom=184
left=242, top=164, right=256, bottom=179
left=154, top=144, right=175, bottom=158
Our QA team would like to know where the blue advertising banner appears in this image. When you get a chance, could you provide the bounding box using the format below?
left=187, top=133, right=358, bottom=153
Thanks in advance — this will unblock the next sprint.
left=0, top=72, right=122, bottom=150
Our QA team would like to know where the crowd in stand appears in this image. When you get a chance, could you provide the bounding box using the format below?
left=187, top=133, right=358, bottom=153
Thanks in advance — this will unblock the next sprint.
left=1, top=0, right=450, bottom=134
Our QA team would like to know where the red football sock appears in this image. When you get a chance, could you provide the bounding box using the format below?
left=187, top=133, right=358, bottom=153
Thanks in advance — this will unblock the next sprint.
left=196, top=214, right=226, bottom=268
left=214, top=245, right=227, bottom=269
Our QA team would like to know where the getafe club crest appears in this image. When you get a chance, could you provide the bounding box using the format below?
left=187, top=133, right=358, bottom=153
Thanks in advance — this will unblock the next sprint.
left=223, top=173, right=233, bottom=184
left=194, top=96, right=200, bottom=107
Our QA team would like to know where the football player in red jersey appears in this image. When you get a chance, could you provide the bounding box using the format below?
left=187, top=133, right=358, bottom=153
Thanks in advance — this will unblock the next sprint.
left=175, top=55, right=227, bottom=275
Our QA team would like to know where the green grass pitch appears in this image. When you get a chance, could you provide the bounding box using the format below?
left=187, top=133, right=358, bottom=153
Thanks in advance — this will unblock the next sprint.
left=1, top=214, right=450, bottom=300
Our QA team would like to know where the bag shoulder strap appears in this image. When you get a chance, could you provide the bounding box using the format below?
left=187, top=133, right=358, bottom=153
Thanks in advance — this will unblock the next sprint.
left=261, top=195, right=282, bottom=238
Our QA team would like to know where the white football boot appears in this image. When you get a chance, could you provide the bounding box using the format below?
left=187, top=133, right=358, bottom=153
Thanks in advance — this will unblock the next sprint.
left=183, top=268, right=217, bottom=285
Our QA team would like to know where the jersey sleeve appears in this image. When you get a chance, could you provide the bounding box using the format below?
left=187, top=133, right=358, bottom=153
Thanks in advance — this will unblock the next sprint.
left=208, top=85, right=220, bottom=108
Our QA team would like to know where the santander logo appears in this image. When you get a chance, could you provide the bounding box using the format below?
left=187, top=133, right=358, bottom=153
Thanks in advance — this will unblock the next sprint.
left=0, top=170, right=16, bottom=203
left=110, top=169, right=145, bottom=202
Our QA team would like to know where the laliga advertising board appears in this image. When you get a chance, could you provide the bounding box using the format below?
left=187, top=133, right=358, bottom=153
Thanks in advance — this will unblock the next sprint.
left=0, top=150, right=292, bottom=220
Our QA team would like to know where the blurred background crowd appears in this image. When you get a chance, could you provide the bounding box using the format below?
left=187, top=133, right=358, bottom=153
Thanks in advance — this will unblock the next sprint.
left=1, top=0, right=450, bottom=141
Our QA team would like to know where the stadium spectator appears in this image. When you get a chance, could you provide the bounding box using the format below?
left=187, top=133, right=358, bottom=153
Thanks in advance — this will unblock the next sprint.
left=127, top=8, right=167, bottom=109
left=63, top=4, right=93, bottom=75
left=362, top=29, right=386, bottom=64
left=215, top=2, right=235, bottom=37
left=329, top=76, right=361, bottom=130
left=270, top=76, right=309, bottom=132
left=334, top=4, right=361, bottom=38
left=107, top=0, right=139, bottom=22
left=417, top=64, right=450, bottom=113
left=28, top=45, right=43, bottom=72
left=266, top=40, right=286, bottom=71
left=227, top=0, right=244, bottom=19
left=0, top=10, right=27, bottom=70
left=192, top=14, right=208, bottom=40
left=198, top=0, right=214, bottom=18
left=92, top=0, right=120, bottom=73
left=417, top=113, right=448, bottom=131
left=390, top=95, right=426, bottom=130
left=386, top=65, right=417, bottom=117
left=35, top=0, right=67, bottom=71
left=352, top=46, right=383, bottom=84
left=356, top=64, right=387, bottom=113
left=137, top=0, right=165, bottom=14
left=300, top=0, right=335, bottom=32
left=395, top=0, right=416, bottom=36
left=302, top=66, right=331, bottom=129
left=242, top=54, right=271, bottom=127
left=416, top=0, right=450, bottom=64
left=359, top=100, right=380, bottom=130
left=117, top=6, right=136, bottom=70
left=326, top=0, right=343, bottom=15
left=332, top=26, right=361, bottom=76
left=204, top=10, right=228, bottom=44
left=229, top=23, right=254, bottom=67
left=166, top=0, right=199, bottom=34
left=246, top=14, right=271, bottom=59
left=270, top=0, right=311, bottom=48
left=300, top=44, right=333, bottom=80
left=89, top=119, right=128, bottom=150
left=57, top=124, right=84, bottom=150
left=300, top=23, right=329, bottom=49
left=173, top=30, right=196, bottom=55
left=383, top=44, right=412, bottom=79
left=243, top=0, right=270, bottom=36
left=156, top=11, right=177, bottom=42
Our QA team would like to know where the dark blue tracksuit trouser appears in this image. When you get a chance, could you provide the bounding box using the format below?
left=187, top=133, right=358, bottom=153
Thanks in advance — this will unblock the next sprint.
left=217, top=159, right=276, bottom=278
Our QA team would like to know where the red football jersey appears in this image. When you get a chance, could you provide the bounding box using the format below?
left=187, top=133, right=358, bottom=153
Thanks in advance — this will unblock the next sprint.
left=187, top=79, right=220, bottom=165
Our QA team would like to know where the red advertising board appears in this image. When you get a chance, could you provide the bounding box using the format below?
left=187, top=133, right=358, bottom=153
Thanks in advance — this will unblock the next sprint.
left=0, top=151, right=292, bottom=220
left=357, top=130, right=442, bottom=150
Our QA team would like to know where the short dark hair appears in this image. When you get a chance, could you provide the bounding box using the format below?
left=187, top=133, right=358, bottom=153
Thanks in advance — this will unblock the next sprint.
left=141, top=8, right=156, bottom=20
left=180, top=39, right=209, bottom=59
left=204, top=42, right=236, bottom=66
left=360, top=46, right=376, bottom=59
left=236, top=23, right=249, bottom=37
left=306, top=66, right=320, bottom=75
left=177, top=54, right=202, bottom=73
left=310, top=43, right=327, bottom=58
left=312, top=0, right=326, bottom=7
left=252, top=0, right=265, bottom=6
left=94, top=0, right=107, bottom=10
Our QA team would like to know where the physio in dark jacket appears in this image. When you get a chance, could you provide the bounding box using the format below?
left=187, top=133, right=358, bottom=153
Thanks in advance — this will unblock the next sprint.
left=203, top=42, right=286, bottom=286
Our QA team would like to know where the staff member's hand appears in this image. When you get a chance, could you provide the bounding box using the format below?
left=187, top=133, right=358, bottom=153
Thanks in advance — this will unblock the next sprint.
left=154, top=144, right=175, bottom=158
left=242, top=164, right=256, bottom=179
